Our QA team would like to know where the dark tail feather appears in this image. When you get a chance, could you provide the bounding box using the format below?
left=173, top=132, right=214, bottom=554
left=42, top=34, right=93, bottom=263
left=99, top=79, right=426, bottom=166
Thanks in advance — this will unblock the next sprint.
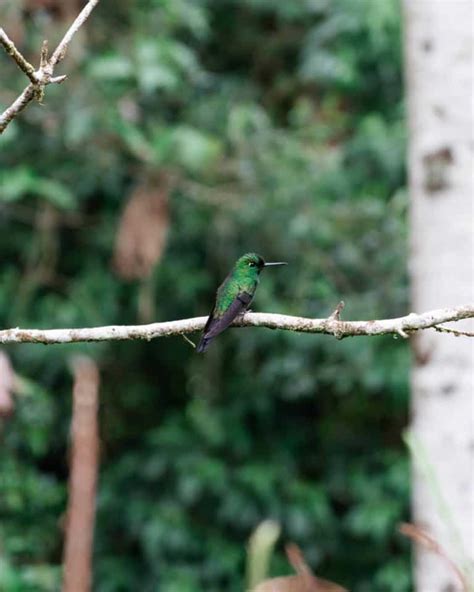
left=196, top=336, right=211, bottom=353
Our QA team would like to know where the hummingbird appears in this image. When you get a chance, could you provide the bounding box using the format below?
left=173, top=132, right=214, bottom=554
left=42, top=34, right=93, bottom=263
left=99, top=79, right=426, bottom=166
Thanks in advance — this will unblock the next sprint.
left=196, top=252, right=287, bottom=353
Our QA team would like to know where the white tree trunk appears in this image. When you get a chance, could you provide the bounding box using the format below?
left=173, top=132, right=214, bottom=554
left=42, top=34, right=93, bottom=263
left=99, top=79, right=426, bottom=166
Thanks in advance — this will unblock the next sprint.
left=404, top=1, right=474, bottom=590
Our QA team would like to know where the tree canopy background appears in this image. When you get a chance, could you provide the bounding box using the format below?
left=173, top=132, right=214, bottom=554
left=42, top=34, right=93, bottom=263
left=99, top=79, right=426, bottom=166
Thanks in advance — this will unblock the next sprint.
left=0, top=0, right=409, bottom=590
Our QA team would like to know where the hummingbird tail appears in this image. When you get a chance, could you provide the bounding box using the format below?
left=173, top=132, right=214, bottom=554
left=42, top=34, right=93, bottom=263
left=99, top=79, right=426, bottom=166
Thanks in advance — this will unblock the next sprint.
left=196, top=336, right=210, bottom=353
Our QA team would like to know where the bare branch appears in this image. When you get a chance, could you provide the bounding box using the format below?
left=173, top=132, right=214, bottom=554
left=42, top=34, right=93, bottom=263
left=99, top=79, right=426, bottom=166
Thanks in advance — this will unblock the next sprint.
left=0, top=0, right=100, bottom=134
left=0, top=305, right=472, bottom=346
left=40, top=40, right=49, bottom=69
left=0, top=84, right=37, bottom=132
left=433, top=325, right=474, bottom=338
left=51, top=75, right=68, bottom=84
left=0, top=28, right=37, bottom=83
left=50, top=0, right=100, bottom=67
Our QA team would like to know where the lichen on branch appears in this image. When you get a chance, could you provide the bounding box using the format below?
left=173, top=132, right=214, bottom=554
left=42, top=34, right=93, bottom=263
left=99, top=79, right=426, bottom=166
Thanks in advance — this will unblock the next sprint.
left=0, top=305, right=472, bottom=345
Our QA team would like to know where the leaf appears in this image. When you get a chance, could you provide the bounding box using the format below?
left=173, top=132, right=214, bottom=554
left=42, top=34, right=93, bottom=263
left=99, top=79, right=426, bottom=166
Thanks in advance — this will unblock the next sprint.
left=88, top=53, right=134, bottom=80
left=112, top=174, right=171, bottom=280
left=0, top=167, right=75, bottom=209
left=247, top=520, right=281, bottom=590
left=228, top=104, right=271, bottom=145
left=135, top=39, right=201, bottom=92
left=171, top=126, right=222, bottom=173
left=254, top=544, right=348, bottom=592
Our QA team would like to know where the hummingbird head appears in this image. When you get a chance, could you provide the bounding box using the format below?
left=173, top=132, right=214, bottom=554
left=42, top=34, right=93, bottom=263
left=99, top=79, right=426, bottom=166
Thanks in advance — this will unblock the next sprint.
left=237, top=253, right=287, bottom=274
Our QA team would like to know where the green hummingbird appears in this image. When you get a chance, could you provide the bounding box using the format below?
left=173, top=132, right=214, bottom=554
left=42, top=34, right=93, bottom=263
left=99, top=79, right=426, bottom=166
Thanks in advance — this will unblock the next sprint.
left=197, top=252, right=287, bottom=353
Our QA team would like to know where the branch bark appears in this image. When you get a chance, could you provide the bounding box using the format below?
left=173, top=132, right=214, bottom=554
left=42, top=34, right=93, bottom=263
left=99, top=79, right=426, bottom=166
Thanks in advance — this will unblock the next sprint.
left=0, top=29, right=37, bottom=83
left=404, top=2, right=474, bottom=589
left=0, top=304, right=472, bottom=345
left=0, top=351, right=15, bottom=417
left=62, top=357, right=100, bottom=592
left=0, top=0, right=100, bottom=134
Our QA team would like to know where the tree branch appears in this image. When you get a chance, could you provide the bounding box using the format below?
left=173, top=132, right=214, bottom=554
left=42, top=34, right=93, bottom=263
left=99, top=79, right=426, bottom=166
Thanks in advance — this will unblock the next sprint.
left=50, top=0, right=100, bottom=67
left=0, top=29, right=37, bottom=83
left=0, top=0, right=100, bottom=134
left=0, top=305, right=472, bottom=345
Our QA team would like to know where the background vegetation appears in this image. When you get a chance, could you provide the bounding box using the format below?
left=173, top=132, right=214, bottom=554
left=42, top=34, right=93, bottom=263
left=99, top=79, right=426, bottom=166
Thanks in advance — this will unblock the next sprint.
left=0, top=0, right=409, bottom=590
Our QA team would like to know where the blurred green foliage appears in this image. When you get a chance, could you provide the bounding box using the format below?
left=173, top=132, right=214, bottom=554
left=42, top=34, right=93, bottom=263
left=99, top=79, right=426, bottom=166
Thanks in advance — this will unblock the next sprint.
left=0, top=0, right=410, bottom=590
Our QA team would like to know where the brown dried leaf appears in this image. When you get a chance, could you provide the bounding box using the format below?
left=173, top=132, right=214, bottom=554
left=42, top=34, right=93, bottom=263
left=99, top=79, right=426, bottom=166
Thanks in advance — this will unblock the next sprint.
left=254, top=544, right=348, bottom=592
left=399, top=522, right=439, bottom=552
left=254, top=575, right=309, bottom=592
left=286, top=543, right=311, bottom=575
left=113, top=175, right=170, bottom=280
left=0, top=350, right=15, bottom=417
left=255, top=574, right=348, bottom=592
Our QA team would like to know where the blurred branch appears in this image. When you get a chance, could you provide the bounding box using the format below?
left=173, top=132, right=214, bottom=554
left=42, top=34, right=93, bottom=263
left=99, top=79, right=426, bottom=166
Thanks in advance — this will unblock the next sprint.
left=433, top=325, right=474, bottom=338
left=63, top=357, right=100, bottom=592
left=0, top=351, right=15, bottom=417
left=254, top=542, right=348, bottom=592
left=0, top=0, right=100, bottom=134
left=0, top=304, right=473, bottom=345
left=399, top=523, right=470, bottom=592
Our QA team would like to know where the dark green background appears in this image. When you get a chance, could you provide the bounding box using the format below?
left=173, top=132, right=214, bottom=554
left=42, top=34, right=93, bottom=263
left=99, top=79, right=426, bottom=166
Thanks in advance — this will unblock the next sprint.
left=0, top=0, right=410, bottom=590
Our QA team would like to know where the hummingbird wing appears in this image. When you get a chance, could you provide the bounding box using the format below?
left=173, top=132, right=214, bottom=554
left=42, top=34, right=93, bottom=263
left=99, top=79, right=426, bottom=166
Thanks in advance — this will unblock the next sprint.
left=196, top=291, right=252, bottom=353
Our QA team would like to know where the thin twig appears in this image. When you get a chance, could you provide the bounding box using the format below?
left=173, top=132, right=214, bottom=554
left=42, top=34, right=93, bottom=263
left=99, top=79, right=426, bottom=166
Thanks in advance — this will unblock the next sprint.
left=0, top=0, right=100, bottom=134
left=181, top=334, right=196, bottom=349
left=0, top=85, right=37, bottom=132
left=40, top=40, right=49, bottom=69
left=434, top=325, right=474, bottom=337
left=0, top=304, right=472, bottom=345
left=50, top=0, right=100, bottom=67
left=328, top=300, right=345, bottom=321
left=399, top=523, right=470, bottom=592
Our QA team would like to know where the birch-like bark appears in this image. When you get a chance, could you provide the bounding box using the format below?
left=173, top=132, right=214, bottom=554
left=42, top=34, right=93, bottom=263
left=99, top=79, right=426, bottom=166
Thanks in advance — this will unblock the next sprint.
left=404, top=1, right=474, bottom=589
left=0, top=351, right=15, bottom=417
left=0, top=305, right=472, bottom=345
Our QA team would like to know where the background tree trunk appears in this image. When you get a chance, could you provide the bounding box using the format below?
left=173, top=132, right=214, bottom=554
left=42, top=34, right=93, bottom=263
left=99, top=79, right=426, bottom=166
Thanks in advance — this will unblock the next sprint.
left=404, top=1, right=474, bottom=590
left=62, top=358, right=100, bottom=592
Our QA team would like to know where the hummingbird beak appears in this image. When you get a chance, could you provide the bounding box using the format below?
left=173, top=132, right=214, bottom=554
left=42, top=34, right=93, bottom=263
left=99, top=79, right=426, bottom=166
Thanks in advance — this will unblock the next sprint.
left=264, top=261, right=287, bottom=267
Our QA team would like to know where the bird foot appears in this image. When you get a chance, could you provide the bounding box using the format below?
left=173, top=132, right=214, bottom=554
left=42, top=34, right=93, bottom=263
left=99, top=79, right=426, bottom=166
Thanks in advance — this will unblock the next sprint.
left=237, top=309, right=252, bottom=318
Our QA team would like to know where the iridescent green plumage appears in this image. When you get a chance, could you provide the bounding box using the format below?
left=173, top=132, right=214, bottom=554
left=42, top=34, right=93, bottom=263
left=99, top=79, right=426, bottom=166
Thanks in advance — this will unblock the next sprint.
left=197, top=253, right=286, bottom=353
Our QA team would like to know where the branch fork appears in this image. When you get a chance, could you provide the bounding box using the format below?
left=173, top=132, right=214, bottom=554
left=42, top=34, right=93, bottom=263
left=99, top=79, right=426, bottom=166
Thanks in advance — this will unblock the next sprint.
left=0, top=0, right=100, bottom=133
left=324, top=301, right=346, bottom=339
